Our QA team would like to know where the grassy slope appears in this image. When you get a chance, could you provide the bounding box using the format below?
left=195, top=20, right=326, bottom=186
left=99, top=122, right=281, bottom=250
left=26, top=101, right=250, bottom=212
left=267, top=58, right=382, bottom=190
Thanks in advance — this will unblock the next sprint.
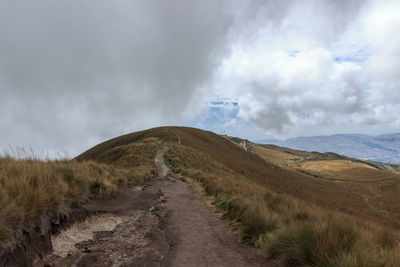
left=254, top=144, right=400, bottom=227
left=79, top=125, right=400, bottom=226
left=177, top=128, right=399, bottom=228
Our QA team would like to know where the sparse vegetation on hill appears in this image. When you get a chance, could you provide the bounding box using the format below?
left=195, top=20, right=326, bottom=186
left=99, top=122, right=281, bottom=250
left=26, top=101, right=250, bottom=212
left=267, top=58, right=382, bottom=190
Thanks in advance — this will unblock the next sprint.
left=78, top=141, right=161, bottom=183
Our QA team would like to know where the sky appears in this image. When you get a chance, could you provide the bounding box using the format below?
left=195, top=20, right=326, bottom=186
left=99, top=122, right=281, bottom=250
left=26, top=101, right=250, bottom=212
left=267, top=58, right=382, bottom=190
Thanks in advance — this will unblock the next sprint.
left=1, top=0, right=400, bottom=156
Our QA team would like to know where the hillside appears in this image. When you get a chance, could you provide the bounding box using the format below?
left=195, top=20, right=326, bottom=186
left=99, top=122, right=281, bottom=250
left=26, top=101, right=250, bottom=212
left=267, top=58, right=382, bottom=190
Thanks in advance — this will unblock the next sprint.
left=251, top=143, right=400, bottom=223
left=81, top=127, right=400, bottom=264
left=1, top=126, right=400, bottom=266
left=193, top=132, right=400, bottom=228
left=260, top=133, right=400, bottom=163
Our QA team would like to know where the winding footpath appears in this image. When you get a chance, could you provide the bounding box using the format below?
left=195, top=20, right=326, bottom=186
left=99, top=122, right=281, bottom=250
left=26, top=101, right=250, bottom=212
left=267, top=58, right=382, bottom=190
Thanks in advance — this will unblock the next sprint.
left=155, top=146, right=268, bottom=266
left=43, top=146, right=270, bottom=266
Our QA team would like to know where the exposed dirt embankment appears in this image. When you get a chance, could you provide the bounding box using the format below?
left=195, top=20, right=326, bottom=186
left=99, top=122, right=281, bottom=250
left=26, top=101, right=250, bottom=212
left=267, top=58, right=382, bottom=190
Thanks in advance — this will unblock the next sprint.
left=0, top=180, right=167, bottom=267
left=43, top=170, right=169, bottom=266
left=0, top=207, right=94, bottom=266
left=0, top=154, right=167, bottom=266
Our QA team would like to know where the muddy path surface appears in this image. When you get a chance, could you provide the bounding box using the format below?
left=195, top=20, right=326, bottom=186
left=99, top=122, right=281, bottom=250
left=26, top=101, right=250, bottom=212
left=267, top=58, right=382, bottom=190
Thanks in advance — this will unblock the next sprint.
left=44, top=146, right=270, bottom=266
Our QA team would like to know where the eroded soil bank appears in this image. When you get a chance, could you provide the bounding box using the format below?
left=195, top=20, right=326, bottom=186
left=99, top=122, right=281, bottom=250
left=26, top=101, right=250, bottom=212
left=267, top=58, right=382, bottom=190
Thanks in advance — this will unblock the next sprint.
left=43, top=166, right=169, bottom=266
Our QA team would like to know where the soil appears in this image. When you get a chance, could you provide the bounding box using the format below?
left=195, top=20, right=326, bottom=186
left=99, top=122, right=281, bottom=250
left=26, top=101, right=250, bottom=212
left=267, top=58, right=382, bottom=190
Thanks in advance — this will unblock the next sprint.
left=158, top=148, right=269, bottom=267
left=160, top=176, right=268, bottom=266
left=3, top=146, right=271, bottom=266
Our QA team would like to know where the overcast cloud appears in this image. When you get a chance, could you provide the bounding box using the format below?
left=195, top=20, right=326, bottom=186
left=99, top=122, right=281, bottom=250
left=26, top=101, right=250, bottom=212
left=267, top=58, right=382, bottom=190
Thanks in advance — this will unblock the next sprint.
left=216, top=0, right=400, bottom=137
left=0, top=0, right=230, bottom=155
left=1, top=0, right=399, bottom=155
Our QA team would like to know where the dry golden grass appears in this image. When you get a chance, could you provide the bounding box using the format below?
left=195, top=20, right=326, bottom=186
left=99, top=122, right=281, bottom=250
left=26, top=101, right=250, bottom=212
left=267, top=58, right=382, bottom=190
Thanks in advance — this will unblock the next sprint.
left=0, top=141, right=161, bottom=245
left=297, top=160, right=384, bottom=181
left=253, top=145, right=300, bottom=165
left=301, top=159, right=375, bottom=171
left=0, top=158, right=119, bottom=242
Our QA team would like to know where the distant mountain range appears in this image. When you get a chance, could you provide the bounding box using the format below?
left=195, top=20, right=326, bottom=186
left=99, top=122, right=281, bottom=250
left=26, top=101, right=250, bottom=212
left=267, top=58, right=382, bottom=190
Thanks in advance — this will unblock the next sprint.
left=258, top=133, right=400, bottom=163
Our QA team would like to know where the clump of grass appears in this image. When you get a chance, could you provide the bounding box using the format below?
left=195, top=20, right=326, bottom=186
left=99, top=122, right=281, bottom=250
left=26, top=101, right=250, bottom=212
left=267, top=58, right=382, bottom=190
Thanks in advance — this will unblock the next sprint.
left=179, top=177, right=189, bottom=183
left=0, top=215, right=9, bottom=241
left=218, top=196, right=244, bottom=219
left=163, top=155, right=173, bottom=168
left=292, top=210, right=310, bottom=221
left=376, top=229, right=399, bottom=249
left=266, top=218, right=358, bottom=265
left=241, top=210, right=278, bottom=245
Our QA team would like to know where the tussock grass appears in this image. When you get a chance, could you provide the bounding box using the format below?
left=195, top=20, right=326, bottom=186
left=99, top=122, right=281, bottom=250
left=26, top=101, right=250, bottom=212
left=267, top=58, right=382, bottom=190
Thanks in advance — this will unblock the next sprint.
left=376, top=229, right=399, bottom=249
left=241, top=210, right=278, bottom=244
left=266, top=218, right=359, bottom=265
left=165, top=143, right=400, bottom=266
left=0, top=141, right=160, bottom=244
left=0, top=158, right=125, bottom=242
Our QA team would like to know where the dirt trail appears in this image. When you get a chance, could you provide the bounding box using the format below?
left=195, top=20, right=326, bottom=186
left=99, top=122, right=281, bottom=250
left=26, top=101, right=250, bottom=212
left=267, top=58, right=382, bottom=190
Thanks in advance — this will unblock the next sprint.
left=43, top=146, right=269, bottom=266
left=157, top=147, right=268, bottom=267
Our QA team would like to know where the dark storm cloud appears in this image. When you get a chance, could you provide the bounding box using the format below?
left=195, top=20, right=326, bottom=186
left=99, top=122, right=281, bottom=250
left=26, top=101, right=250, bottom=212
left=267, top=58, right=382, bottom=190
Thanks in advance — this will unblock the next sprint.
left=0, top=0, right=230, bottom=155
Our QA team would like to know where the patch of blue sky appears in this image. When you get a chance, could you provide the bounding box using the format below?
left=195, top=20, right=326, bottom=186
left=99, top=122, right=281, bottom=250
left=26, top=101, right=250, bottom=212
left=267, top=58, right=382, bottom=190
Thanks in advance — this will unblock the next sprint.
left=210, top=101, right=225, bottom=105
left=331, top=42, right=371, bottom=63
left=333, top=54, right=368, bottom=63
left=184, top=99, right=240, bottom=132
left=208, top=100, right=239, bottom=123
left=298, top=112, right=312, bottom=119
left=210, top=99, right=239, bottom=106
left=289, top=50, right=300, bottom=57
left=183, top=98, right=270, bottom=140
